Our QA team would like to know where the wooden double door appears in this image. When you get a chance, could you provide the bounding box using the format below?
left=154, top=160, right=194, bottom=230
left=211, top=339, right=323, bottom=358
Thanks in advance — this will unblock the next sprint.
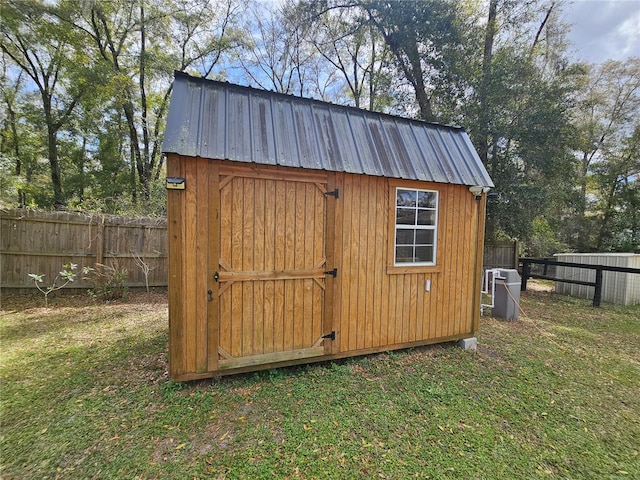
left=215, top=166, right=335, bottom=369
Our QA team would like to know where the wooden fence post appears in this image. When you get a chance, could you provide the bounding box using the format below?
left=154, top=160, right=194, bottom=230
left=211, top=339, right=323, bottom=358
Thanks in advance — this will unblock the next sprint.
left=95, top=217, right=105, bottom=265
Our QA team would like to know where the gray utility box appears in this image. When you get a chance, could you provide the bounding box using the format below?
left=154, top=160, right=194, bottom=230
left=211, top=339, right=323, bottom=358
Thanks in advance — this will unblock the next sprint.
left=493, top=269, right=521, bottom=320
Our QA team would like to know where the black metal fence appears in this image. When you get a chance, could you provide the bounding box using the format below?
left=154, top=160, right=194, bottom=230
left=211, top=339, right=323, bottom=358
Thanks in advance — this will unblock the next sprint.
left=520, top=257, right=640, bottom=307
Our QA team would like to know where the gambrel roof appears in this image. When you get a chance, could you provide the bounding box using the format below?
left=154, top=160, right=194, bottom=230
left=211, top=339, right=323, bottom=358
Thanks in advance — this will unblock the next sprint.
left=163, top=71, right=493, bottom=188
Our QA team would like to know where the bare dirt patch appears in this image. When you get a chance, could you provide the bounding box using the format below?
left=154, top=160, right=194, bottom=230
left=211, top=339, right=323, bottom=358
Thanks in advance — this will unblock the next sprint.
left=1, top=290, right=168, bottom=312
left=526, top=279, right=554, bottom=292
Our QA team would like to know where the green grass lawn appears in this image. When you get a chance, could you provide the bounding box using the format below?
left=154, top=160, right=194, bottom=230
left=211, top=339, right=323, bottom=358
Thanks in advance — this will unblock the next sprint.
left=1, top=290, right=638, bottom=479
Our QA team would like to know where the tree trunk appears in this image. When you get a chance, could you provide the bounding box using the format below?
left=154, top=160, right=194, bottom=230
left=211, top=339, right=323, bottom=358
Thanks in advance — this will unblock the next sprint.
left=400, top=42, right=434, bottom=121
left=47, top=124, right=64, bottom=208
left=529, top=2, right=555, bottom=61
left=122, top=99, right=145, bottom=202
left=579, top=151, right=589, bottom=217
left=365, top=6, right=434, bottom=122
left=5, top=98, right=25, bottom=207
left=77, top=136, right=87, bottom=202
left=414, top=82, right=434, bottom=122
left=478, top=0, right=498, bottom=165
left=129, top=138, right=138, bottom=206
left=42, top=94, right=64, bottom=208
left=139, top=1, right=151, bottom=202
left=596, top=179, right=619, bottom=250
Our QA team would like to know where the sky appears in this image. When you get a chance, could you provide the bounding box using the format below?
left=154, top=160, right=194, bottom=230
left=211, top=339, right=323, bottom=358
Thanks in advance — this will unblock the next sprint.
left=563, top=0, right=640, bottom=63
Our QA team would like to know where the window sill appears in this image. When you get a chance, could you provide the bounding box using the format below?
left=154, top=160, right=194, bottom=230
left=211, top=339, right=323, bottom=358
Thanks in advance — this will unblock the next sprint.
left=386, top=265, right=442, bottom=275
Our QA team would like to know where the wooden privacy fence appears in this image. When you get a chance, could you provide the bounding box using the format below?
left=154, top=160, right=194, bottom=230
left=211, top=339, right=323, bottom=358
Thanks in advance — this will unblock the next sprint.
left=1, top=209, right=167, bottom=290
left=483, top=241, right=519, bottom=270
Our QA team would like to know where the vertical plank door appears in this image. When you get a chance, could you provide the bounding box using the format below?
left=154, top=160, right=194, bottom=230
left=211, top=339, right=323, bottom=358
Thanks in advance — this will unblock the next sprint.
left=216, top=166, right=332, bottom=370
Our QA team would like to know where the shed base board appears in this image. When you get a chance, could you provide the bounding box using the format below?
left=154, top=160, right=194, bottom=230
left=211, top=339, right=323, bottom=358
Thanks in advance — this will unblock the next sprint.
left=218, top=346, right=326, bottom=370
left=170, top=333, right=475, bottom=381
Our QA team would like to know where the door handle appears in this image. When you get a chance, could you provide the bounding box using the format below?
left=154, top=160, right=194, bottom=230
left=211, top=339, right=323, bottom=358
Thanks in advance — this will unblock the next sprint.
left=207, top=290, right=213, bottom=302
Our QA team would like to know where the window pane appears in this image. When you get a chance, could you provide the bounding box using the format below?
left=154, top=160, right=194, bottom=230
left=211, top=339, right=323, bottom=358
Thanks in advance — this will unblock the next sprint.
left=395, top=246, right=414, bottom=263
left=417, top=191, right=437, bottom=208
left=393, top=187, right=438, bottom=266
left=397, top=189, right=416, bottom=207
left=417, top=210, right=436, bottom=225
left=415, top=246, right=434, bottom=263
left=395, top=229, right=415, bottom=245
left=415, top=229, right=434, bottom=245
left=396, top=208, right=416, bottom=225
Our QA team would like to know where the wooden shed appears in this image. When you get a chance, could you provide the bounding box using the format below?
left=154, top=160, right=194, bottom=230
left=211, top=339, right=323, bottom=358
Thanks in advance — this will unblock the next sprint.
left=162, top=72, right=493, bottom=381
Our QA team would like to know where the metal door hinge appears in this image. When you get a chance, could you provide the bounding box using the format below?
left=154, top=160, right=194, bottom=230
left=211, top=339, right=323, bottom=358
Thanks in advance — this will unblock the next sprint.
left=322, top=331, right=336, bottom=341
left=323, top=268, right=338, bottom=277
left=324, top=189, right=339, bottom=199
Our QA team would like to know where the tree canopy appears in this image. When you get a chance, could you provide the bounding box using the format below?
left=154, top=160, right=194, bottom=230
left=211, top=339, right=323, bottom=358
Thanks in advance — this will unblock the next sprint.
left=1, top=0, right=638, bottom=253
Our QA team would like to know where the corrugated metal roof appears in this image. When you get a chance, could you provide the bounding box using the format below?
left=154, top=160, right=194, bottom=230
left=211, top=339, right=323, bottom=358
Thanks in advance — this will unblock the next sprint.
left=162, top=71, right=493, bottom=187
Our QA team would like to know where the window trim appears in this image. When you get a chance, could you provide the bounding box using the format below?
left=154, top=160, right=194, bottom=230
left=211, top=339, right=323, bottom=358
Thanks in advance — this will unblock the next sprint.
left=387, top=180, right=442, bottom=275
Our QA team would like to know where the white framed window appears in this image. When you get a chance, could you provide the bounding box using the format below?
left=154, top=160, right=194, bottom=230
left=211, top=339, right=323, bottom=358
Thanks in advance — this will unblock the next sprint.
left=394, top=187, right=438, bottom=265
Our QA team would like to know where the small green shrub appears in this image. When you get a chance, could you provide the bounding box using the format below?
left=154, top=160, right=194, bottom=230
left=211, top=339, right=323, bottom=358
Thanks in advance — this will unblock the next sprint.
left=28, top=263, right=92, bottom=308
left=86, top=262, right=129, bottom=301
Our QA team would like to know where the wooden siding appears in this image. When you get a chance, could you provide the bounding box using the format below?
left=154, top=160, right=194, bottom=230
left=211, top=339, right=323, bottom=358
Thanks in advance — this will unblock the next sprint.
left=332, top=174, right=478, bottom=354
left=166, top=156, right=485, bottom=380
left=167, top=155, right=214, bottom=376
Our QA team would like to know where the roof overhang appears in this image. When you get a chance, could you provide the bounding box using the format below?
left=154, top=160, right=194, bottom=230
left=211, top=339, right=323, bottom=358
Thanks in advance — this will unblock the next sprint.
left=163, top=71, right=494, bottom=188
